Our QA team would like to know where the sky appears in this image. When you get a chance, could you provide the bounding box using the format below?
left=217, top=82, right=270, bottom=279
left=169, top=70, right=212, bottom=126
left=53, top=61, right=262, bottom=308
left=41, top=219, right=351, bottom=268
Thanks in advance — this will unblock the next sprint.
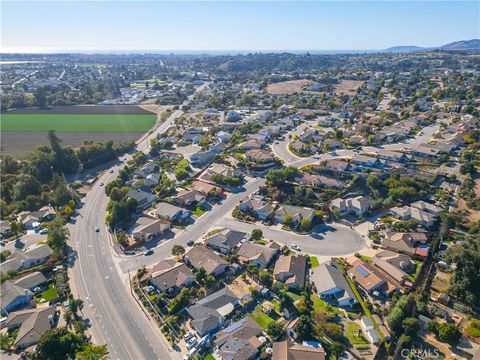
left=1, top=1, right=479, bottom=53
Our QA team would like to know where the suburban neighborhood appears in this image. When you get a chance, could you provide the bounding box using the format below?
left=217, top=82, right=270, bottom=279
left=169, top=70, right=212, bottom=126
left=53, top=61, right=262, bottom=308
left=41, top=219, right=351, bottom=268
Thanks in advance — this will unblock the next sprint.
left=1, top=12, right=479, bottom=360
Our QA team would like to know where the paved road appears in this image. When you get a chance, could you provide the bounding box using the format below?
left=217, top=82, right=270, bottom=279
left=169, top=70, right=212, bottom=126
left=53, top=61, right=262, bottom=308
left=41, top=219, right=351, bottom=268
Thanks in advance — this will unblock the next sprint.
left=118, top=177, right=265, bottom=273
left=67, top=84, right=209, bottom=360
left=272, top=120, right=440, bottom=167
left=217, top=217, right=365, bottom=257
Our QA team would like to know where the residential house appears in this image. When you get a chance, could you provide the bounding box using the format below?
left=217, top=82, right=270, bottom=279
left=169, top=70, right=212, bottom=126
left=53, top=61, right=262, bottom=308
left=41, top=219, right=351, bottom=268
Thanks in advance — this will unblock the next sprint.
left=273, top=254, right=307, bottom=290
left=207, top=163, right=242, bottom=179
left=216, top=131, right=230, bottom=143
left=191, top=180, right=224, bottom=197
left=1, top=282, right=33, bottom=315
left=172, top=189, right=206, bottom=208
left=374, top=250, right=414, bottom=273
left=330, top=196, right=372, bottom=216
left=151, top=202, right=190, bottom=222
left=272, top=340, right=325, bottom=360
left=323, top=139, right=343, bottom=150
left=4, top=306, right=56, bottom=349
left=1, top=244, right=53, bottom=274
left=187, top=287, right=240, bottom=336
left=213, top=317, right=263, bottom=360
left=245, top=150, right=276, bottom=166
left=274, top=205, right=315, bottom=226
left=310, top=263, right=357, bottom=308
left=127, top=189, right=157, bottom=211
left=190, top=150, right=216, bottom=167
left=17, top=206, right=56, bottom=231
left=132, top=217, right=170, bottom=242
left=134, top=162, right=159, bottom=178
left=381, top=232, right=428, bottom=255
left=148, top=259, right=195, bottom=293
left=0, top=220, right=11, bottom=238
left=238, top=196, right=275, bottom=220
left=295, top=173, right=343, bottom=189
left=236, top=241, right=280, bottom=269
left=184, top=245, right=230, bottom=276
left=204, top=228, right=248, bottom=254
left=351, top=155, right=382, bottom=170
left=323, top=159, right=351, bottom=172
left=377, top=149, right=409, bottom=163
left=347, top=259, right=386, bottom=295
left=371, top=255, right=409, bottom=285
left=238, top=139, right=264, bottom=151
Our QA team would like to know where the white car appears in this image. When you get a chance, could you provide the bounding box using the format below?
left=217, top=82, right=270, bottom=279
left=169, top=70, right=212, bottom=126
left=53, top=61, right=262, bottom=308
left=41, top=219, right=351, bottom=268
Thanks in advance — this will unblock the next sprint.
left=186, top=337, right=197, bottom=349
left=109, top=169, right=114, bottom=173
left=291, top=244, right=301, bottom=251
left=39, top=228, right=48, bottom=234
left=183, top=332, right=194, bottom=342
left=99, top=182, right=104, bottom=186
left=95, top=227, right=100, bottom=232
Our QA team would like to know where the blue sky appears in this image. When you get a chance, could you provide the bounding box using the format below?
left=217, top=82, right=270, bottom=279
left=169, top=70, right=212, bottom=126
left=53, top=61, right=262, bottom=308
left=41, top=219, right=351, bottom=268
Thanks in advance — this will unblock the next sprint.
left=1, top=1, right=479, bottom=52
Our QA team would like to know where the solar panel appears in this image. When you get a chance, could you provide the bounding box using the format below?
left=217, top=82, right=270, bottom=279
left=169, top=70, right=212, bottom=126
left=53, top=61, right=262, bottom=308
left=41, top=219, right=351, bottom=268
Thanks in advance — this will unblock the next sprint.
left=355, top=265, right=369, bottom=278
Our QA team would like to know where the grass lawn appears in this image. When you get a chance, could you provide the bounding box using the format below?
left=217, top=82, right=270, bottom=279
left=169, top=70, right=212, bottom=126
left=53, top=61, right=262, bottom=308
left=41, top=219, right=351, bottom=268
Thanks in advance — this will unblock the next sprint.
left=309, top=256, right=320, bottom=268
left=466, top=319, right=480, bottom=338
left=345, top=322, right=369, bottom=345
left=35, top=283, right=58, bottom=302
left=408, top=260, right=422, bottom=282
left=203, top=354, right=215, bottom=360
left=193, top=207, right=206, bottom=217
left=312, top=294, right=341, bottom=315
left=250, top=304, right=275, bottom=329
left=286, top=291, right=302, bottom=302
left=1, top=114, right=156, bottom=132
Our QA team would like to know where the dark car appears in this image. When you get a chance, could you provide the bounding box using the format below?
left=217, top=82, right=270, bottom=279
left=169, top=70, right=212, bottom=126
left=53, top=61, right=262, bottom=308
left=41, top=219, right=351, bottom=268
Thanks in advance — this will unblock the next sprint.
left=187, top=240, right=194, bottom=246
left=145, top=250, right=154, bottom=256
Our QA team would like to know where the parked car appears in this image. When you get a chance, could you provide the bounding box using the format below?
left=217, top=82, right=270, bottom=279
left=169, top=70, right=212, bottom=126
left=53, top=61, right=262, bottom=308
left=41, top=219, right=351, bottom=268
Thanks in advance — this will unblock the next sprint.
left=186, top=240, right=194, bottom=247
left=109, top=169, right=114, bottom=173
left=99, top=182, right=104, bottom=186
left=145, top=250, right=154, bottom=256
left=291, top=244, right=301, bottom=251
left=183, top=332, right=194, bottom=342
left=95, top=227, right=100, bottom=232
left=39, top=228, right=48, bottom=234
left=186, top=337, right=197, bottom=349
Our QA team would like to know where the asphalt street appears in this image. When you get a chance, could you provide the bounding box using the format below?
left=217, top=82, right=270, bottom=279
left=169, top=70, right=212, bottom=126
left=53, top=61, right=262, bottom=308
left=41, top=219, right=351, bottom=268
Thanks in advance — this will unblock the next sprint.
left=67, top=84, right=209, bottom=360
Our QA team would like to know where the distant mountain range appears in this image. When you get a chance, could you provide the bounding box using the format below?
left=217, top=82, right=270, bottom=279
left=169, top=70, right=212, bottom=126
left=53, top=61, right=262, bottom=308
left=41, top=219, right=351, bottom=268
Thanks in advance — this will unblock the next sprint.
left=384, top=39, right=480, bottom=53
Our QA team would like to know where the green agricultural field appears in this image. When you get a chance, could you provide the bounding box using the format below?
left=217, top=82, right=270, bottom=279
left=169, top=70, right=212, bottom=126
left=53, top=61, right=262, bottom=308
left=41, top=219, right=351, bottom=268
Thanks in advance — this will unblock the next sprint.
left=1, top=113, right=156, bottom=132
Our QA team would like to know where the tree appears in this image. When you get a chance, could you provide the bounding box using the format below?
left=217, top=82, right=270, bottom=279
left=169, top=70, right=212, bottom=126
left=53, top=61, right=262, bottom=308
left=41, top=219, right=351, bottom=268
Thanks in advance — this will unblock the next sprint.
left=34, top=87, right=48, bottom=108
left=75, top=344, right=109, bottom=360
left=259, top=270, right=273, bottom=288
left=251, top=228, right=263, bottom=241
left=300, top=217, right=311, bottom=230
left=10, top=221, right=22, bottom=239
left=13, top=173, right=42, bottom=201
left=172, top=245, right=185, bottom=257
left=195, top=268, right=207, bottom=285
left=444, top=235, right=480, bottom=306
left=294, top=315, right=314, bottom=340
left=267, top=321, right=284, bottom=340
left=47, top=217, right=70, bottom=259
left=283, top=215, right=294, bottom=226
left=402, top=317, right=419, bottom=337
left=33, top=328, right=85, bottom=360
left=438, top=323, right=461, bottom=344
